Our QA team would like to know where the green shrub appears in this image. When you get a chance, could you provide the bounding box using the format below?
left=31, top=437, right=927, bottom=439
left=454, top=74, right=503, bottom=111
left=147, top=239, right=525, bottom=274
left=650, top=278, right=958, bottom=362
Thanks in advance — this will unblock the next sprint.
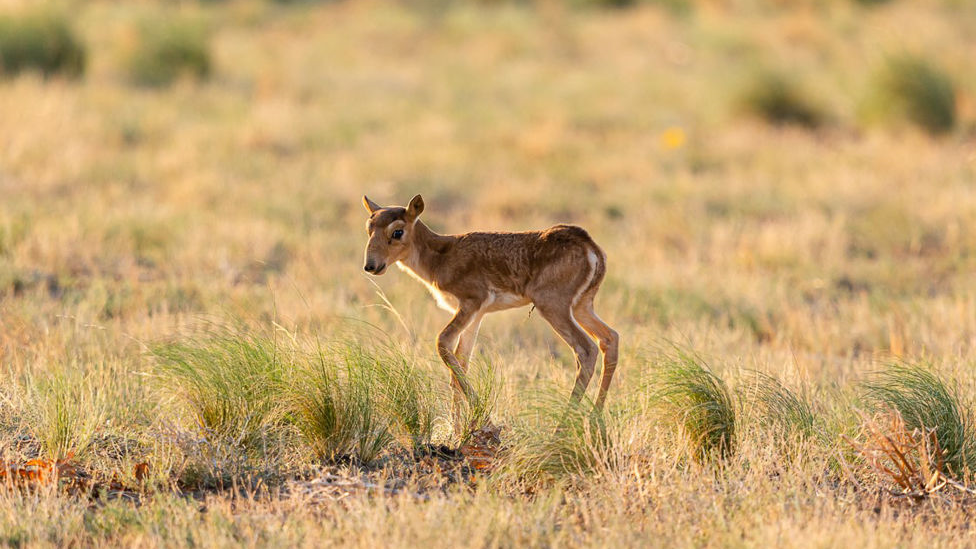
left=128, top=19, right=211, bottom=87
left=0, top=11, right=86, bottom=78
left=647, top=348, right=736, bottom=462
left=861, top=363, right=975, bottom=475
left=866, top=55, right=956, bottom=135
left=738, top=70, right=826, bottom=128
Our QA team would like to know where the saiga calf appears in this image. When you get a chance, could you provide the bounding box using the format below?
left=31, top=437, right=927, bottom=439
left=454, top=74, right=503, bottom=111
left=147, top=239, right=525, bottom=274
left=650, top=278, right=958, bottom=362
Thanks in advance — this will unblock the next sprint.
left=362, top=195, right=619, bottom=411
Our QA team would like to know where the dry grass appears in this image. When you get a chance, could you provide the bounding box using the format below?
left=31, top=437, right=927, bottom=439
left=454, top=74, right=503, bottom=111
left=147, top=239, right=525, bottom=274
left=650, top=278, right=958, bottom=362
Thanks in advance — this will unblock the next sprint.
left=845, top=409, right=973, bottom=501
left=2, top=0, right=976, bottom=546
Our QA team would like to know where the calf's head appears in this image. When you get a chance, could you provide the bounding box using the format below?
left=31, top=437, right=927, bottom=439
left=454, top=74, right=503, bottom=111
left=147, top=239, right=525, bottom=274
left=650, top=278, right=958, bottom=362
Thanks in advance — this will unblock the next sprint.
left=361, top=194, right=425, bottom=275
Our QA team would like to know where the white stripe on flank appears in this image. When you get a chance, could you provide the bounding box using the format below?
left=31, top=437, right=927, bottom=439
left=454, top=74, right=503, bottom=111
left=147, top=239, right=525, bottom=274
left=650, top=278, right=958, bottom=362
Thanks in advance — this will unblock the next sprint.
left=572, top=249, right=600, bottom=307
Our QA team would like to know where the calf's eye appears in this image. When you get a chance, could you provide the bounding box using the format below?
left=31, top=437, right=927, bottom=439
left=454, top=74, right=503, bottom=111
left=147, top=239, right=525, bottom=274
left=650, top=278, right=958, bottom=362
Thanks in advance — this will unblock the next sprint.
left=392, top=229, right=404, bottom=240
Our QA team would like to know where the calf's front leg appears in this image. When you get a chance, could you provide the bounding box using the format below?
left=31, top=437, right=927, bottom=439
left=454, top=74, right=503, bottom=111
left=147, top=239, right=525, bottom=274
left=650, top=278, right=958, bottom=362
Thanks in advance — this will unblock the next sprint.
left=454, top=314, right=484, bottom=371
left=436, top=303, right=482, bottom=405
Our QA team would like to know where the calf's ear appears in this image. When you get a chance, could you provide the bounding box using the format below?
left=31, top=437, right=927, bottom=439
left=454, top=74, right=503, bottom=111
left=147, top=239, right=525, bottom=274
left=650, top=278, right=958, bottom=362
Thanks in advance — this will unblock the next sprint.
left=405, top=194, right=425, bottom=221
left=363, top=195, right=381, bottom=214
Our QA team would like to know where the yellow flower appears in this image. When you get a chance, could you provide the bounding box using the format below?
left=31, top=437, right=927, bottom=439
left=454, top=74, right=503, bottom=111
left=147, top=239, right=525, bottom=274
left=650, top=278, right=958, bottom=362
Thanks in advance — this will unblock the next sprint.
left=660, top=126, right=686, bottom=150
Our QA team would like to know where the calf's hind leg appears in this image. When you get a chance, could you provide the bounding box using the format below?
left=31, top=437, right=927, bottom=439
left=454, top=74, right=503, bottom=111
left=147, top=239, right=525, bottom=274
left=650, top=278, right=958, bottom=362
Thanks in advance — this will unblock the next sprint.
left=534, top=297, right=600, bottom=405
left=574, top=295, right=619, bottom=410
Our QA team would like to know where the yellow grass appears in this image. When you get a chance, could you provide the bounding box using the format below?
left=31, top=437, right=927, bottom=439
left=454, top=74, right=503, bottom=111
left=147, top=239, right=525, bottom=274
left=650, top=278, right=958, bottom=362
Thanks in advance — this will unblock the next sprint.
left=2, top=0, right=976, bottom=547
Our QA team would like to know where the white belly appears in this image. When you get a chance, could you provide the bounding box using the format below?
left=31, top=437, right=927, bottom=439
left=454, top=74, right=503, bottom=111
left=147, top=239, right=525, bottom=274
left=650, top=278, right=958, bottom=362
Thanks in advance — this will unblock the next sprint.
left=486, top=290, right=530, bottom=312
left=395, top=262, right=529, bottom=314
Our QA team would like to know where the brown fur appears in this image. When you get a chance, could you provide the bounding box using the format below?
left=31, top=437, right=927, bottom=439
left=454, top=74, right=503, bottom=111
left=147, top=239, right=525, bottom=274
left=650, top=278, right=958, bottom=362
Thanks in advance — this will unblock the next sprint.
left=362, top=194, right=619, bottom=411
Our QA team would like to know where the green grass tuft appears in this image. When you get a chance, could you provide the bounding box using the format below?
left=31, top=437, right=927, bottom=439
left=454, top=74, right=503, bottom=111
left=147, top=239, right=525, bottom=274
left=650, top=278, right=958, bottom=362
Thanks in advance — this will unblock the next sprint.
left=284, top=344, right=394, bottom=465
left=647, top=348, right=736, bottom=462
left=152, top=326, right=287, bottom=450
left=861, top=363, right=975, bottom=475
left=127, top=18, right=211, bottom=87
left=28, top=370, right=105, bottom=460
left=154, top=323, right=441, bottom=466
left=502, top=390, right=615, bottom=482
left=0, top=11, right=86, bottom=79
left=454, top=358, right=498, bottom=446
left=866, top=54, right=956, bottom=135
left=373, top=349, right=440, bottom=451
left=747, top=372, right=819, bottom=442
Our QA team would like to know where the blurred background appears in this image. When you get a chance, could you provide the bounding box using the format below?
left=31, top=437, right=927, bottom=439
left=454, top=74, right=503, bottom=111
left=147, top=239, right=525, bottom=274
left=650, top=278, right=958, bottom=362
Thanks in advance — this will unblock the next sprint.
left=3, top=3, right=976, bottom=542
left=1, top=0, right=975, bottom=370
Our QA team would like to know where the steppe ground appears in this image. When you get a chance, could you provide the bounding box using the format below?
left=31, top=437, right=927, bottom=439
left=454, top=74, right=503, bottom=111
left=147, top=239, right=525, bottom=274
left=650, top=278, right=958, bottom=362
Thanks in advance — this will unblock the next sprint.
left=2, top=0, right=976, bottom=547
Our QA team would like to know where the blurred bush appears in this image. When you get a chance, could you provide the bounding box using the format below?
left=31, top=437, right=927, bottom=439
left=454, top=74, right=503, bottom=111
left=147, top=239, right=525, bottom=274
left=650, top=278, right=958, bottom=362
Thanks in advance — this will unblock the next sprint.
left=570, top=0, right=639, bottom=8
left=268, top=0, right=349, bottom=4
left=737, top=70, right=826, bottom=129
left=0, top=11, right=86, bottom=79
left=127, top=19, right=211, bottom=87
left=568, top=0, right=692, bottom=10
left=865, top=54, right=956, bottom=136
